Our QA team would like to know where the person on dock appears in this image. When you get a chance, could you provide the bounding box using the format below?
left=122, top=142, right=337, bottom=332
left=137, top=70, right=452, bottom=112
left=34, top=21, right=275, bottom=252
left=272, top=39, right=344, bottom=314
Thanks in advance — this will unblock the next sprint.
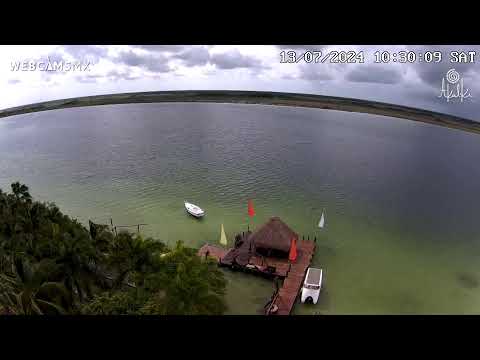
left=269, top=304, right=278, bottom=314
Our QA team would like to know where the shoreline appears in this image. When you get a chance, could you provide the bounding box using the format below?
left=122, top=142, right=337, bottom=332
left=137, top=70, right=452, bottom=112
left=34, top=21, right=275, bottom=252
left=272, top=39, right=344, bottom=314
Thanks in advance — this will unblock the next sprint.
left=1, top=90, right=479, bottom=135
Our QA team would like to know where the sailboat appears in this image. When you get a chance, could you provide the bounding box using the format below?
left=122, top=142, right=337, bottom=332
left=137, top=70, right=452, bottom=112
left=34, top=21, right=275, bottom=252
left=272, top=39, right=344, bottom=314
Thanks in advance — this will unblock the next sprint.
left=220, top=223, right=228, bottom=246
left=318, top=210, right=326, bottom=229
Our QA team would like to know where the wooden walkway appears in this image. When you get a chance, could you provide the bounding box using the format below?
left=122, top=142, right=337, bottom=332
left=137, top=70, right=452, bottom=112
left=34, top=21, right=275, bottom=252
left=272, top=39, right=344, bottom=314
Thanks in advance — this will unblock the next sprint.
left=265, top=240, right=316, bottom=315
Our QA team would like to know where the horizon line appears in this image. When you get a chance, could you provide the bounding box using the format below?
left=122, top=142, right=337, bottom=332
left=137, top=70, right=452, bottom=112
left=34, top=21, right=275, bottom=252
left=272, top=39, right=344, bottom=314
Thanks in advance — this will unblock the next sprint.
left=1, top=90, right=478, bottom=135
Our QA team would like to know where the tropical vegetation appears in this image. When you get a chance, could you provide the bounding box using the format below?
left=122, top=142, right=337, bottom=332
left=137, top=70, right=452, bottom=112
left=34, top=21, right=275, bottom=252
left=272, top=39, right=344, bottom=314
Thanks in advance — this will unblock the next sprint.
left=0, top=182, right=227, bottom=315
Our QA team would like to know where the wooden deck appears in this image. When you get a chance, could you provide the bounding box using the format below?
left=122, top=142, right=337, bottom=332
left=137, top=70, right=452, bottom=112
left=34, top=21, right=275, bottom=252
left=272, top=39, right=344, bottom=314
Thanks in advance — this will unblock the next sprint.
left=198, top=231, right=316, bottom=315
left=265, top=240, right=316, bottom=315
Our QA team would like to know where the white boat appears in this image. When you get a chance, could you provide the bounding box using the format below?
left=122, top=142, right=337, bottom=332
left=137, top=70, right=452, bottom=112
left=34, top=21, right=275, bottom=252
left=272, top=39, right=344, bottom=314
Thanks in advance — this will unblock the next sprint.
left=301, top=267, right=323, bottom=304
left=184, top=201, right=205, bottom=218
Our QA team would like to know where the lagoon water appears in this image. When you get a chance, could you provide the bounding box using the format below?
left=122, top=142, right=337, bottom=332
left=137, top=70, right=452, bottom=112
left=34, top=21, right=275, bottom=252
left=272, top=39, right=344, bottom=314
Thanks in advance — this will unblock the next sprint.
left=1, top=102, right=480, bottom=314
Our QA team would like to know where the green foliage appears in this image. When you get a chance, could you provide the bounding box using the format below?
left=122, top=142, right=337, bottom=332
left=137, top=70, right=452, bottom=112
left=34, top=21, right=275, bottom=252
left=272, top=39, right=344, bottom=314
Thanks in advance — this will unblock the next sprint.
left=0, top=257, right=71, bottom=314
left=79, top=290, right=145, bottom=315
left=0, top=183, right=227, bottom=315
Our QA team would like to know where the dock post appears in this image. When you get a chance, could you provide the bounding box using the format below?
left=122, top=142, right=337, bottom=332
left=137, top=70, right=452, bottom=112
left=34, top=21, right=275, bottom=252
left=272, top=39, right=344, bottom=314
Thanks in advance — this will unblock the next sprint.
left=302, top=235, right=304, bottom=240
left=314, top=236, right=317, bottom=243
left=308, top=235, right=310, bottom=241
left=110, top=218, right=114, bottom=231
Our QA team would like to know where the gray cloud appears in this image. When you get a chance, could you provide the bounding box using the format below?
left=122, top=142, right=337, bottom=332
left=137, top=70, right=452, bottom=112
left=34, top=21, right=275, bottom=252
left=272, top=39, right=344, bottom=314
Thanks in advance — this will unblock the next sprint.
left=210, top=49, right=267, bottom=70
left=45, top=51, right=66, bottom=64
left=414, top=61, right=476, bottom=88
left=173, top=46, right=210, bottom=66
left=75, top=76, right=98, bottom=84
left=62, top=45, right=108, bottom=63
left=106, top=69, right=139, bottom=81
left=114, top=50, right=171, bottom=73
left=281, top=73, right=297, bottom=80
left=346, top=65, right=403, bottom=84
left=277, top=45, right=327, bottom=51
left=75, top=73, right=104, bottom=84
left=133, top=45, right=186, bottom=53
left=298, top=64, right=334, bottom=81
left=75, top=69, right=139, bottom=83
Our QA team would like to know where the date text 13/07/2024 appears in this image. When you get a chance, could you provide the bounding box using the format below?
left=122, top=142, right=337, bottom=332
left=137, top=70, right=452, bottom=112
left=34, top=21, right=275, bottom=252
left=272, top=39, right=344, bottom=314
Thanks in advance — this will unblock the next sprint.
left=279, top=50, right=477, bottom=64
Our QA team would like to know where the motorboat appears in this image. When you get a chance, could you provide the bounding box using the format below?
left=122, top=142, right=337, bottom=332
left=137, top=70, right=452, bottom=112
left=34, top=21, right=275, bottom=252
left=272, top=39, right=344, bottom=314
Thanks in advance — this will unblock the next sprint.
left=184, top=201, right=205, bottom=218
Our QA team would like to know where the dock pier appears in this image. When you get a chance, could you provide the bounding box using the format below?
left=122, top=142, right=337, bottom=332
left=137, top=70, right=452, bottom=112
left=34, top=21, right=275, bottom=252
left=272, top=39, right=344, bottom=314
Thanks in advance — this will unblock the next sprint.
left=197, top=218, right=316, bottom=315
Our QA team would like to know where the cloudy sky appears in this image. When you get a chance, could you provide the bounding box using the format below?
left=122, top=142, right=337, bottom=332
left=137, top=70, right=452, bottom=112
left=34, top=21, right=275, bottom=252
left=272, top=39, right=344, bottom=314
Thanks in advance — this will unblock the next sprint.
left=1, top=45, right=479, bottom=120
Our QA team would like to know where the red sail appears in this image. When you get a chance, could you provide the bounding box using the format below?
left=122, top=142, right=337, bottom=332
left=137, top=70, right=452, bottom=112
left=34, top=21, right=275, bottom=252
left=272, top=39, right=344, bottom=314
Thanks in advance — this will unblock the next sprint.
left=248, top=199, right=255, bottom=217
left=289, top=237, right=297, bottom=262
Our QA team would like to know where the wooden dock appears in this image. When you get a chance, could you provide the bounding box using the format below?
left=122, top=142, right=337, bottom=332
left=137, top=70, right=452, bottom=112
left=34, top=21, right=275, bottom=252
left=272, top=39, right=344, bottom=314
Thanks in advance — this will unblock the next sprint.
left=265, top=239, right=316, bottom=315
left=197, top=231, right=316, bottom=315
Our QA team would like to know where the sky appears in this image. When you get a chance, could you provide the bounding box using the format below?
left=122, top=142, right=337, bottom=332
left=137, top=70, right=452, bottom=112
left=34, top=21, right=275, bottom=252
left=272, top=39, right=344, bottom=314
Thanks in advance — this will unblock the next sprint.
left=1, top=45, right=479, bottom=120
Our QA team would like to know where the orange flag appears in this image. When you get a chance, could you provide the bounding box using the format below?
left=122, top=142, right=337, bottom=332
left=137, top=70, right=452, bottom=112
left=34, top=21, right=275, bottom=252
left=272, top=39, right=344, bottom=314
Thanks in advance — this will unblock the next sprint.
left=289, top=237, right=297, bottom=262
left=248, top=199, right=255, bottom=217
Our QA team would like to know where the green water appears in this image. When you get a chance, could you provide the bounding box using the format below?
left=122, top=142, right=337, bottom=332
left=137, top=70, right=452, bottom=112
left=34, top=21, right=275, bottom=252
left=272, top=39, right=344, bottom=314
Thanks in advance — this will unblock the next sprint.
left=1, top=102, right=479, bottom=314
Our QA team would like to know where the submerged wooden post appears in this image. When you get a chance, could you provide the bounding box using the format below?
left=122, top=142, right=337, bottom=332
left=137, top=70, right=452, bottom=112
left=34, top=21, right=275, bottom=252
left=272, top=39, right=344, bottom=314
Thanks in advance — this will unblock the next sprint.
left=110, top=218, right=114, bottom=231
left=308, top=235, right=310, bottom=241
left=314, top=236, right=317, bottom=243
left=114, top=226, right=118, bottom=236
left=137, top=224, right=140, bottom=234
left=302, top=235, right=304, bottom=240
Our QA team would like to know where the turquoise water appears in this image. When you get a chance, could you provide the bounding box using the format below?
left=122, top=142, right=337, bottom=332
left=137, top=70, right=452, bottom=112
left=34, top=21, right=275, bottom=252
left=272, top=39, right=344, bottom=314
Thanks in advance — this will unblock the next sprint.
left=1, top=102, right=480, bottom=314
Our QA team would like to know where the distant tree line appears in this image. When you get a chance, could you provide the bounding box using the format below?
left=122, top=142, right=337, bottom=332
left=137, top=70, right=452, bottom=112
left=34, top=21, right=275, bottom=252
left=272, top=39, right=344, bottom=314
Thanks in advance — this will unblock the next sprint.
left=0, top=182, right=227, bottom=315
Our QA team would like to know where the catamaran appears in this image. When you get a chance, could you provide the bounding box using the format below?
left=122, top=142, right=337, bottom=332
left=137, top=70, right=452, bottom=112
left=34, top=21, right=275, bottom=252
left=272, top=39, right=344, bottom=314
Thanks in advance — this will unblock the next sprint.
left=301, top=267, right=323, bottom=304
left=184, top=201, right=205, bottom=218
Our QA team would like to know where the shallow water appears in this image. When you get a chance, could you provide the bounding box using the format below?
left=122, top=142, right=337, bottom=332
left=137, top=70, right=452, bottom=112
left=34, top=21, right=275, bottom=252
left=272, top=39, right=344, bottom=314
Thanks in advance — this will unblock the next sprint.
left=1, top=102, right=479, bottom=314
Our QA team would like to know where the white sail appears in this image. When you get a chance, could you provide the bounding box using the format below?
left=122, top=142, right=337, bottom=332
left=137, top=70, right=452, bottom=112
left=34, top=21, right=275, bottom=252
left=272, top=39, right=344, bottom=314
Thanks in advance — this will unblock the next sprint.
left=318, top=211, right=325, bottom=229
left=220, top=224, right=228, bottom=246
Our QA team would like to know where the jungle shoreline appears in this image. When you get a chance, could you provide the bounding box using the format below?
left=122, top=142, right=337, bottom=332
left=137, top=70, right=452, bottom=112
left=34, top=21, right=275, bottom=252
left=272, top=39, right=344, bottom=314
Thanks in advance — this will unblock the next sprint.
left=1, top=90, right=479, bottom=135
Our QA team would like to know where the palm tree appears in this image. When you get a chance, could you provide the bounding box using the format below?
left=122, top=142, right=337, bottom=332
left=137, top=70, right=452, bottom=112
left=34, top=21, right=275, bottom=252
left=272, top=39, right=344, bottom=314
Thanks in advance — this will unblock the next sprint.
left=54, top=230, right=101, bottom=303
left=108, top=232, right=167, bottom=289
left=0, top=257, right=71, bottom=314
left=89, top=220, right=113, bottom=254
left=139, top=241, right=227, bottom=315
left=11, top=182, right=31, bottom=203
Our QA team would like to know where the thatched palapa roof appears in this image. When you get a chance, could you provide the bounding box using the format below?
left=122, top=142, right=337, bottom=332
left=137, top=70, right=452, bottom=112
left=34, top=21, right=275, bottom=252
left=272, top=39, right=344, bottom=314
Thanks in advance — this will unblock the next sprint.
left=250, top=217, right=298, bottom=253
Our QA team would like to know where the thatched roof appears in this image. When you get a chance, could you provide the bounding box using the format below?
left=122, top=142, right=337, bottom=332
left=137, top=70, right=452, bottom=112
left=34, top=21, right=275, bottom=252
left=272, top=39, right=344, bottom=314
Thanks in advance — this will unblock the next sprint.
left=250, top=217, right=298, bottom=254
